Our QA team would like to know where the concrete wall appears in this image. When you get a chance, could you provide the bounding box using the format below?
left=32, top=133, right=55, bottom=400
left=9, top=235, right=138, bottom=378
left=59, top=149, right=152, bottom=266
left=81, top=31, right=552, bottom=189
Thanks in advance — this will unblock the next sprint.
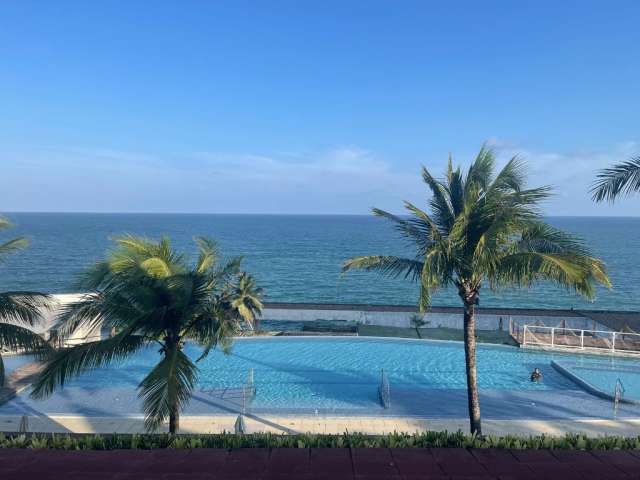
left=40, top=294, right=611, bottom=338
left=38, top=293, right=101, bottom=344
left=261, top=305, right=611, bottom=332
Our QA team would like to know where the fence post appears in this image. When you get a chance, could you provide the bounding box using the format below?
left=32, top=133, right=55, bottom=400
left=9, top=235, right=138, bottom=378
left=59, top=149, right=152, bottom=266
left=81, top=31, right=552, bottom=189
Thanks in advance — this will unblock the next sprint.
left=580, top=330, right=584, bottom=349
left=551, top=327, right=555, bottom=347
left=522, top=326, right=527, bottom=346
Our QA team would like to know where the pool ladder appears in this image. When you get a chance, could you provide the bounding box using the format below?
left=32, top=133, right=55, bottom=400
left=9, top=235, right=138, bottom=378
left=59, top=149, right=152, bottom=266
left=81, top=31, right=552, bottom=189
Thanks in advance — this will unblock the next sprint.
left=614, top=378, right=625, bottom=416
left=379, top=369, right=391, bottom=409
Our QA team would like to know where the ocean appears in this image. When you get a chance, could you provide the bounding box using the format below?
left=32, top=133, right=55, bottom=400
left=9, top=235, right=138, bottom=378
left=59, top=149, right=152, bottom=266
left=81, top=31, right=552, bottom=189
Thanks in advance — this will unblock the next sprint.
left=1, top=213, right=638, bottom=311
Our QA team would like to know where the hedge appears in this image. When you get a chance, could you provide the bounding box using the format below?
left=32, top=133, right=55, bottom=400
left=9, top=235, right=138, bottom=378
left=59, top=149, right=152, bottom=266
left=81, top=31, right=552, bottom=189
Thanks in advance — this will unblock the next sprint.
left=1, top=431, right=640, bottom=450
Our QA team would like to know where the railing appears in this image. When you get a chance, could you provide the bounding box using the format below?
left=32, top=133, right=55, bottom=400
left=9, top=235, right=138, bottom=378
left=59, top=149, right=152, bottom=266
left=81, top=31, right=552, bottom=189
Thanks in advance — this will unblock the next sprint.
left=379, top=369, right=390, bottom=409
left=521, top=325, right=640, bottom=355
left=242, top=368, right=256, bottom=412
left=614, top=378, right=625, bottom=415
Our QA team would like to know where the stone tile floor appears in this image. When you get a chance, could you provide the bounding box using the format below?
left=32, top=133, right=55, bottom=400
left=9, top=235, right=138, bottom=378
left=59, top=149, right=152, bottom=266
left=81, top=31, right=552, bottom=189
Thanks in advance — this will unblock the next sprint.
left=1, top=448, right=640, bottom=479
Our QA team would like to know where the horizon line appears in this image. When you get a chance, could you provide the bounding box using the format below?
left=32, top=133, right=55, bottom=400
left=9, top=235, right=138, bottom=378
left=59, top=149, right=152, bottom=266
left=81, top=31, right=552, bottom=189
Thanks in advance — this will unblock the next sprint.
left=3, top=210, right=640, bottom=218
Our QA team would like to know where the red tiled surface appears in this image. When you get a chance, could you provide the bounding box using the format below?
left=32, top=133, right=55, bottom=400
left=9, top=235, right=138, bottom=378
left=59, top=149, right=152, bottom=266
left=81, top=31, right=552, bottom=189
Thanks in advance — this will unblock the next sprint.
left=0, top=448, right=639, bottom=479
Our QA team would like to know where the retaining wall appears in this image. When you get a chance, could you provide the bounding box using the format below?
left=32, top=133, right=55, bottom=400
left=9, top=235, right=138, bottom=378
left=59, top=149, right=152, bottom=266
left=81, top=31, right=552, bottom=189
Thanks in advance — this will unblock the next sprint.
left=45, top=294, right=612, bottom=334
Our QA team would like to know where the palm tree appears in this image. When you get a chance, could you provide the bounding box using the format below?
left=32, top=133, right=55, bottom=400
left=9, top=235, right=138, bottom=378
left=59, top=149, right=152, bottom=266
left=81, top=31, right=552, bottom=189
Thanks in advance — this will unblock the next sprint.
left=31, top=235, right=263, bottom=433
left=591, top=155, right=640, bottom=202
left=343, top=145, right=611, bottom=435
left=0, top=216, right=51, bottom=386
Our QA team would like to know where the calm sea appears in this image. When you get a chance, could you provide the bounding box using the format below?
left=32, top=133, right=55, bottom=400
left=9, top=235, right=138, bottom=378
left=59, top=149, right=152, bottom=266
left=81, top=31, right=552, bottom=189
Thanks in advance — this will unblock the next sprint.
left=1, top=213, right=638, bottom=311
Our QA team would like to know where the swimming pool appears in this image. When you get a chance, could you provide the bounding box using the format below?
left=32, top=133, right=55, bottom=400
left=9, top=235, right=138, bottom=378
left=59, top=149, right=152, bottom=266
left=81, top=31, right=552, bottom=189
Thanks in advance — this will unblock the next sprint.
left=2, top=354, right=35, bottom=378
left=3, top=337, right=640, bottom=419
left=553, top=358, right=640, bottom=402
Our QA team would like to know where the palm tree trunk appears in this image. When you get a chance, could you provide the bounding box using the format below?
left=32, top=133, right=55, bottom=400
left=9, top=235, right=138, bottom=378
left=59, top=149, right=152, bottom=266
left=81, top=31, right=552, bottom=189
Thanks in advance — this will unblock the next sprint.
left=462, top=296, right=482, bottom=436
left=169, top=402, right=179, bottom=434
left=166, top=337, right=180, bottom=435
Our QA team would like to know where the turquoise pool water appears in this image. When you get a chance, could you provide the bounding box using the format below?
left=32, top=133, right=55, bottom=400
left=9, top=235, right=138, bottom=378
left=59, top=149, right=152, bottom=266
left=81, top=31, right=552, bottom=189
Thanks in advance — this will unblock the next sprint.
left=556, top=359, right=640, bottom=401
left=2, top=354, right=34, bottom=378
left=40, top=337, right=580, bottom=409
left=5, top=337, right=640, bottom=418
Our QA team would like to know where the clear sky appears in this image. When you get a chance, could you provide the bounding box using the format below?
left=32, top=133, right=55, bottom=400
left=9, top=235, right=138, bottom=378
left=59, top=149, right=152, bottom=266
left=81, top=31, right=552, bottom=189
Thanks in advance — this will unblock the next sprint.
left=1, top=1, right=639, bottom=215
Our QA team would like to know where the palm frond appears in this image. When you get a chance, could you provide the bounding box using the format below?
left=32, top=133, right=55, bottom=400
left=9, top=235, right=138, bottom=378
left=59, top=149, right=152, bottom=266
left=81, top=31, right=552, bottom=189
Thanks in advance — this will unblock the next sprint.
left=0, top=238, right=29, bottom=259
left=465, top=144, right=495, bottom=193
left=0, top=323, right=52, bottom=385
left=402, top=201, right=446, bottom=243
left=372, top=208, right=435, bottom=254
left=138, top=348, right=197, bottom=432
left=0, top=216, right=28, bottom=260
left=342, top=255, right=424, bottom=282
left=50, top=290, right=149, bottom=342
left=0, top=216, right=13, bottom=230
left=189, top=307, right=238, bottom=360
left=195, top=237, right=218, bottom=274
left=214, top=256, right=243, bottom=285
left=490, top=156, right=526, bottom=192
left=0, top=292, right=52, bottom=326
left=491, top=222, right=611, bottom=298
left=591, top=155, right=640, bottom=202
left=345, top=144, right=610, bottom=315
left=230, top=273, right=263, bottom=328
left=445, top=157, right=465, bottom=216
left=421, top=166, right=455, bottom=231
left=31, top=330, right=147, bottom=399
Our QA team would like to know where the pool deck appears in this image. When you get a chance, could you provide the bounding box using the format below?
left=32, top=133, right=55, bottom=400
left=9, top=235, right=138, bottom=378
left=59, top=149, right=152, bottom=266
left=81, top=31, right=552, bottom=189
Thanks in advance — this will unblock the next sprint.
left=3, top=413, right=640, bottom=437
left=2, top=446, right=640, bottom=479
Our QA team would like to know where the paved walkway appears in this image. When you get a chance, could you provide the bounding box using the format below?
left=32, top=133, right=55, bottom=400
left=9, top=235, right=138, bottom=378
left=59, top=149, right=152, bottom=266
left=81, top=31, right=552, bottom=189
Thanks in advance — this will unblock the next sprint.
left=4, top=414, right=640, bottom=437
left=1, top=447, right=639, bottom=479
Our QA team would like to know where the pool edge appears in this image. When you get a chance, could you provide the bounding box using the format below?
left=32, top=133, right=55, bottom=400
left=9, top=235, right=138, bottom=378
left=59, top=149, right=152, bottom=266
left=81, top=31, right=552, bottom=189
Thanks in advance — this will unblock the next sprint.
left=551, top=360, right=639, bottom=405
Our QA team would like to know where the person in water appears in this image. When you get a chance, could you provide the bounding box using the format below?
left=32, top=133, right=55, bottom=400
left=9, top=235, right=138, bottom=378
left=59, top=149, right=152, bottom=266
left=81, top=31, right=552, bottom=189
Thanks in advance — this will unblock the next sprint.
left=530, top=368, right=543, bottom=383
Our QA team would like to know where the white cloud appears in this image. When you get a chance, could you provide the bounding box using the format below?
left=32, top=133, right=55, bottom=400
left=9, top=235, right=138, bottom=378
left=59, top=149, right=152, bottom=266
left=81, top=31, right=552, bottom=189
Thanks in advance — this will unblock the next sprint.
left=2, top=141, right=639, bottom=215
left=490, top=140, right=640, bottom=216
left=1, top=145, right=423, bottom=214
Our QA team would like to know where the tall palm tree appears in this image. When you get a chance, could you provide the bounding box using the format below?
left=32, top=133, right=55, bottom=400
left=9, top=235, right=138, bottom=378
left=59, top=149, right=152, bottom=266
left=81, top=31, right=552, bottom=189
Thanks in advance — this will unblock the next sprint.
left=343, top=145, right=611, bottom=435
left=591, top=155, right=640, bottom=202
left=31, top=236, right=263, bottom=433
left=0, top=216, right=51, bottom=386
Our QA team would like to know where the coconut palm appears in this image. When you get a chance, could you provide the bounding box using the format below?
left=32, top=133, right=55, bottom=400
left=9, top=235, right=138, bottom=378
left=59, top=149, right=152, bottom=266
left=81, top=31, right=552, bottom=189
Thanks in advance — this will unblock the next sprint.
left=343, top=145, right=611, bottom=435
left=0, top=216, right=51, bottom=386
left=31, top=235, right=263, bottom=433
left=231, top=273, right=264, bottom=331
left=591, top=155, right=640, bottom=202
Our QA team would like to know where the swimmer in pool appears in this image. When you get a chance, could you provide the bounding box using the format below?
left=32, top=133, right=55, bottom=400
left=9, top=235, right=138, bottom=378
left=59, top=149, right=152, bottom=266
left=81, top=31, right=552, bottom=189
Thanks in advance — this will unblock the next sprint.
left=530, top=368, right=543, bottom=383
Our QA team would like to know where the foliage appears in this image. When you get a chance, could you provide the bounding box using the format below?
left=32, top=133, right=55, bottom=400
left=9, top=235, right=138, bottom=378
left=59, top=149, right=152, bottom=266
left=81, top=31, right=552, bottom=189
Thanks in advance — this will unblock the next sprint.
left=0, top=216, right=51, bottom=386
left=343, top=146, right=611, bottom=310
left=0, top=431, right=639, bottom=450
left=591, top=155, right=640, bottom=202
left=342, top=145, right=611, bottom=435
left=30, top=236, right=263, bottom=433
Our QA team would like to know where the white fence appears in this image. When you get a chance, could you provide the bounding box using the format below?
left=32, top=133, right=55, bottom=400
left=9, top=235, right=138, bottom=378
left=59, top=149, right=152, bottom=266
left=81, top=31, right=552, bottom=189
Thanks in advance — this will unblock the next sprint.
left=522, top=325, right=640, bottom=355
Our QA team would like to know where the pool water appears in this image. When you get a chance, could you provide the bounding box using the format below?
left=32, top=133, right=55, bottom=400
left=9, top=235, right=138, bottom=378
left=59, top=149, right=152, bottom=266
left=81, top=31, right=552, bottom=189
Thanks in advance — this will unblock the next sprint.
left=556, top=359, right=640, bottom=401
left=1, top=354, right=35, bottom=378
left=50, top=337, right=586, bottom=410
left=7, top=337, right=640, bottom=418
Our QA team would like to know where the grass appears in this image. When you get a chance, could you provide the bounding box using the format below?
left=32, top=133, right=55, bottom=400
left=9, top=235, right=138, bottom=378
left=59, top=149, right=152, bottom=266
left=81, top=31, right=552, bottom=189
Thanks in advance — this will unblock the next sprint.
left=357, top=325, right=518, bottom=346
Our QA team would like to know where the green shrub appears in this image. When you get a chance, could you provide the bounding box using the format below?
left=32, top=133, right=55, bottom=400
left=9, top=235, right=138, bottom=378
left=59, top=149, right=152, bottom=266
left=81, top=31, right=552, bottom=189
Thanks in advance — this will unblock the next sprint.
left=0, top=431, right=639, bottom=450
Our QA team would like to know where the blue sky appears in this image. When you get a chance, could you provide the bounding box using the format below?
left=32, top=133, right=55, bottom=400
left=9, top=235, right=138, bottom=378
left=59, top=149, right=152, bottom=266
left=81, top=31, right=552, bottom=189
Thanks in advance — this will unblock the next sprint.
left=1, top=1, right=639, bottom=215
